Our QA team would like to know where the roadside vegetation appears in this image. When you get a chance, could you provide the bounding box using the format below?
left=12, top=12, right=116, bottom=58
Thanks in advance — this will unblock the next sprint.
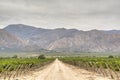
left=1, top=52, right=120, bottom=80
left=0, top=55, right=55, bottom=80
left=59, top=56, right=120, bottom=80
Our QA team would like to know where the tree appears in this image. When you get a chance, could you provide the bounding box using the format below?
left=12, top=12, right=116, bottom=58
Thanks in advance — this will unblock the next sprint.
left=38, top=54, right=45, bottom=59
left=12, top=55, right=18, bottom=58
left=108, top=55, right=114, bottom=58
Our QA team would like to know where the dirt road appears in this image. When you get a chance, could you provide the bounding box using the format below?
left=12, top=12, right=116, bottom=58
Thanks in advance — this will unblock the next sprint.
left=16, top=59, right=112, bottom=80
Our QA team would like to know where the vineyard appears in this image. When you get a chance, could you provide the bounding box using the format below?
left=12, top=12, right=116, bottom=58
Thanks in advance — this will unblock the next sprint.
left=60, top=57, right=120, bottom=80
left=0, top=57, right=54, bottom=80
left=1, top=56, right=120, bottom=80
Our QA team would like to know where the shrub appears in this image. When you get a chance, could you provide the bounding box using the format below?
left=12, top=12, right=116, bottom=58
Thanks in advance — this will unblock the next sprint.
left=108, top=55, right=114, bottom=58
left=38, top=55, right=45, bottom=59
left=12, top=55, right=18, bottom=58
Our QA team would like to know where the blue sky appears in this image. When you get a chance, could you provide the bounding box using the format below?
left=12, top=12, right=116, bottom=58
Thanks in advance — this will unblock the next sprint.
left=0, top=0, right=120, bottom=30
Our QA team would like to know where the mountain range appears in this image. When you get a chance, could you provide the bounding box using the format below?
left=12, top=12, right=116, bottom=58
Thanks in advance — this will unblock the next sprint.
left=1, top=24, right=120, bottom=52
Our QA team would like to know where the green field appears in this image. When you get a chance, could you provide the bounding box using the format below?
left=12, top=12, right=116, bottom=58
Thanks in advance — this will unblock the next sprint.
left=0, top=57, right=55, bottom=79
left=1, top=52, right=120, bottom=57
left=60, top=57, right=120, bottom=79
left=0, top=52, right=120, bottom=80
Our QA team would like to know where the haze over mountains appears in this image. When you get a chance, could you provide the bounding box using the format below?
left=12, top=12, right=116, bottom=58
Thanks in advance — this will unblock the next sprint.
left=1, top=24, right=120, bottom=52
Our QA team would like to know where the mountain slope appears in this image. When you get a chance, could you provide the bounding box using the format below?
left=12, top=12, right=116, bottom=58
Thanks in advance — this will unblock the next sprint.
left=48, top=30, right=120, bottom=52
left=4, top=24, right=50, bottom=39
left=30, top=28, right=80, bottom=48
left=3, top=24, right=120, bottom=52
left=0, top=29, right=25, bottom=51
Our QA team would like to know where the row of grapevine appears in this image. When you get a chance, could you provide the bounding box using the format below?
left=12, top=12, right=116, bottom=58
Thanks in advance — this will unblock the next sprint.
left=0, top=58, right=54, bottom=80
left=60, top=57, right=120, bottom=80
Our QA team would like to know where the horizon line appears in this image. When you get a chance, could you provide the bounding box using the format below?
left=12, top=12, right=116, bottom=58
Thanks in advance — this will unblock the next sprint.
left=1, top=23, right=120, bottom=31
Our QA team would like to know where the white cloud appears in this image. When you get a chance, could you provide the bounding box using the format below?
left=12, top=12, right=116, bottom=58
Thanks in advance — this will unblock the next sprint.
left=0, top=0, right=120, bottom=30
